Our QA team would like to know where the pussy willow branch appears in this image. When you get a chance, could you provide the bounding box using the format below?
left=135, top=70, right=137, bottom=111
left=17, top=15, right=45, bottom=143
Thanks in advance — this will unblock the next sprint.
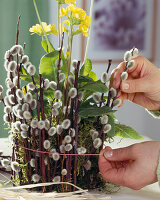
left=111, top=62, right=128, bottom=109
left=57, top=32, right=64, bottom=90
left=39, top=75, right=46, bottom=187
left=73, top=61, right=80, bottom=191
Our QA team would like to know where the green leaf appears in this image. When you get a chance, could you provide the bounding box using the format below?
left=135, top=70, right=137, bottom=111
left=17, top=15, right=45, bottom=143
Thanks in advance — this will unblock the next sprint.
left=72, top=18, right=81, bottom=25
left=78, top=75, right=94, bottom=83
left=88, top=71, right=97, bottom=81
left=80, top=59, right=92, bottom=76
left=39, top=50, right=59, bottom=81
left=79, top=106, right=115, bottom=118
left=42, top=40, right=55, bottom=53
left=79, top=80, right=108, bottom=93
left=115, top=124, right=143, bottom=140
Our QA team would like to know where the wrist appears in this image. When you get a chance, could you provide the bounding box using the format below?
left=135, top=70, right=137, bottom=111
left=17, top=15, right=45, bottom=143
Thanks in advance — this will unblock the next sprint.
left=156, top=142, right=160, bottom=186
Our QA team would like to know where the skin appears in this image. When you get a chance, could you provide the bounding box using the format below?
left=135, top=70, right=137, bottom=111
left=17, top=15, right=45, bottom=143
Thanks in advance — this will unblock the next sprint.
left=99, top=55, right=160, bottom=190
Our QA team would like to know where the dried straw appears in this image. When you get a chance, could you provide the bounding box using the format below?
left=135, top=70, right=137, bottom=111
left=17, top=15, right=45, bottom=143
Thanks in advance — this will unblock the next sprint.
left=0, top=182, right=111, bottom=200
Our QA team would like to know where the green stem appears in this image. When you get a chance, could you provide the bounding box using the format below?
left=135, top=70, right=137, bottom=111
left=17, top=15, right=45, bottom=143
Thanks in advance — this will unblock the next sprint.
left=33, top=0, right=51, bottom=52
left=83, top=0, right=94, bottom=64
left=58, top=4, right=61, bottom=47
left=67, top=24, right=73, bottom=76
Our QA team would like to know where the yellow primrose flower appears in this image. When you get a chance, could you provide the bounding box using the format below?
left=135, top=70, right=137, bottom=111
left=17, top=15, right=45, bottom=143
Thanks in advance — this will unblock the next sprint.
left=79, top=24, right=89, bottom=37
left=65, top=0, right=76, bottom=4
left=64, top=20, right=70, bottom=25
left=82, top=32, right=89, bottom=37
left=29, top=24, right=42, bottom=35
left=66, top=51, right=71, bottom=56
left=67, top=5, right=87, bottom=21
left=29, top=22, right=58, bottom=36
left=83, top=16, right=91, bottom=27
left=62, top=24, right=67, bottom=32
left=51, top=24, right=58, bottom=35
left=60, top=8, right=67, bottom=17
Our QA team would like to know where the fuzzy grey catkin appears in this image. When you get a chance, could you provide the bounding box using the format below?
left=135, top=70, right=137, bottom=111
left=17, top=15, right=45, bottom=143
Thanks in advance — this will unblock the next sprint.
left=20, top=124, right=29, bottom=131
left=52, top=152, right=60, bottom=161
left=0, top=85, right=3, bottom=93
left=59, top=73, right=65, bottom=82
left=8, top=61, right=17, bottom=72
left=43, top=140, right=51, bottom=150
left=109, top=87, right=117, bottom=98
left=44, top=79, right=50, bottom=90
left=21, top=55, right=29, bottom=64
left=68, top=75, right=75, bottom=85
left=48, top=127, right=56, bottom=136
left=27, top=65, right=36, bottom=76
left=121, top=72, right=128, bottom=81
left=57, top=125, right=63, bottom=135
left=30, top=100, right=37, bottom=110
left=113, top=98, right=122, bottom=107
left=4, top=106, right=11, bottom=114
left=22, top=103, right=29, bottom=111
left=100, top=115, right=108, bottom=125
left=127, top=60, right=135, bottom=69
left=69, top=128, right=75, bottom=137
left=103, top=124, right=112, bottom=133
left=24, top=92, right=33, bottom=104
left=64, top=144, right=72, bottom=152
left=72, top=59, right=78, bottom=68
left=93, top=93, right=101, bottom=103
left=16, top=89, right=24, bottom=100
left=52, top=176, right=60, bottom=183
left=32, top=174, right=41, bottom=183
left=93, top=138, right=102, bottom=149
left=101, top=72, right=109, bottom=83
left=27, top=83, right=35, bottom=91
left=49, top=81, right=57, bottom=90
left=61, top=169, right=67, bottom=176
left=30, top=119, right=38, bottom=129
left=11, top=161, right=20, bottom=173
left=53, top=102, right=61, bottom=109
left=52, top=108, right=59, bottom=116
left=21, top=131, right=28, bottom=139
left=38, top=120, right=45, bottom=130
left=124, top=51, right=132, bottom=62
left=64, top=135, right=72, bottom=144
left=68, top=88, right=77, bottom=99
left=10, top=45, right=20, bottom=55
left=23, top=111, right=32, bottom=120
left=44, top=119, right=50, bottom=131
left=54, top=90, right=62, bottom=99
left=62, top=119, right=71, bottom=129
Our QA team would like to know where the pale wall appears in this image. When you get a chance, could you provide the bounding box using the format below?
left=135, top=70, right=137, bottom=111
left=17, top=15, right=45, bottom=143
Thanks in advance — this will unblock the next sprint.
left=49, top=0, right=160, bottom=140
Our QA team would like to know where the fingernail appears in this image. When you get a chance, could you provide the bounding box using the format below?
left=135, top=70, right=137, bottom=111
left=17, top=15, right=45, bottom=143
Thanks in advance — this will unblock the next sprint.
left=122, top=82, right=129, bottom=90
left=104, top=150, right=113, bottom=158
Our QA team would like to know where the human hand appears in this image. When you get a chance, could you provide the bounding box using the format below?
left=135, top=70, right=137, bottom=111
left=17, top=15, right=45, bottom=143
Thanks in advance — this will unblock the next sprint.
left=98, top=141, right=160, bottom=190
left=111, top=55, right=160, bottom=110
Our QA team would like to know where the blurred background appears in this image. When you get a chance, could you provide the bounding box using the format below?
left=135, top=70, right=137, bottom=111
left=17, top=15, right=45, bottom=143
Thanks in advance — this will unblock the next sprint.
left=0, top=0, right=160, bottom=140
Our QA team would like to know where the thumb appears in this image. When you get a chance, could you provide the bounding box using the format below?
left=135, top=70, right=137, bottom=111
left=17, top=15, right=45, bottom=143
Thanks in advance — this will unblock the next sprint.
left=104, top=146, right=135, bottom=161
left=121, top=77, right=150, bottom=93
